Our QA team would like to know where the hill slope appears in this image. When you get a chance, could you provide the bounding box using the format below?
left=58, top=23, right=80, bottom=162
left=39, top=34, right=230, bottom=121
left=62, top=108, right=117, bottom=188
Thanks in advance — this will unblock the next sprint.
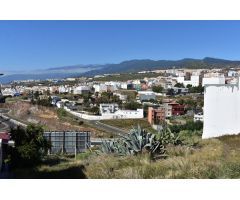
left=82, top=57, right=240, bottom=76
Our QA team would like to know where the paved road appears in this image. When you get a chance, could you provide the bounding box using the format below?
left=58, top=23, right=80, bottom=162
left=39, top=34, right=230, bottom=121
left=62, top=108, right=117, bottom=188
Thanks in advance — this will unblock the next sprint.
left=82, top=119, right=128, bottom=136
left=0, top=108, right=128, bottom=136
left=0, top=109, right=11, bottom=132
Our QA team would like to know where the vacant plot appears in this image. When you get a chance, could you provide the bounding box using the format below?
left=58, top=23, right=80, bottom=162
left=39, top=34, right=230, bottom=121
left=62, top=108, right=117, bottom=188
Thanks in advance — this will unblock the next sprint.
left=101, top=118, right=154, bottom=132
left=12, top=134, right=240, bottom=179
left=0, top=100, right=111, bottom=138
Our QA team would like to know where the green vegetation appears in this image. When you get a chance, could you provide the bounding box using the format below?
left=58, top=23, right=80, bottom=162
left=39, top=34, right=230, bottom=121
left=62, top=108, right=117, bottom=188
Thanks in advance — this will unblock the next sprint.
left=57, top=108, right=67, bottom=119
left=188, top=85, right=204, bottom=93
left=96, top=92, right=122, bottom=105
left=152, top=85, right=164, bottom=93
left=174, top=83, right=185, bottom=88
left=35, top=98, right=52, bottom=107
left=10, top=127, right=240, bottom=178
left=101, top=126, right=181, bottom=159
left=101, top=118, right=153, bottom=132
left=123, top=100, right=142, bottom=110
left=177, top=96, right=204, bottom=111
left=169, top=120, right=203, bottom=134
left=9, top=124, right=50, bottom=168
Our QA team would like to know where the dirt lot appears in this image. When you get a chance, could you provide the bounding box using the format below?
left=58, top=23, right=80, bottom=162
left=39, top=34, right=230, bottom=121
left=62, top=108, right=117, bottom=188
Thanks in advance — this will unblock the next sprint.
left=0, top=100, right=110, bottom=138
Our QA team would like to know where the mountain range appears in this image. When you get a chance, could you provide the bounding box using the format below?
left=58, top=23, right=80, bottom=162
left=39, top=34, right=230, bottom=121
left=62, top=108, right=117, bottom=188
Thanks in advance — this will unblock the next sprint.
left=1, top=57, right=240, bottom=84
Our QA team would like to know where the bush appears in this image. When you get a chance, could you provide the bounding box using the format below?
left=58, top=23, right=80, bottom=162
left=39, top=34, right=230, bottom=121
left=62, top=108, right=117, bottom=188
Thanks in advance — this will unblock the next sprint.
left=169, top=120, right=203, bottom=133
left=9, top=124, right=51, bottom=168
left=57, top=108, right=67, bottom=119
left=123, top=101, right=142, bottom=110
left=79, top=121, right=84, bottom=125
left=152, top=85, right=164, bottom=93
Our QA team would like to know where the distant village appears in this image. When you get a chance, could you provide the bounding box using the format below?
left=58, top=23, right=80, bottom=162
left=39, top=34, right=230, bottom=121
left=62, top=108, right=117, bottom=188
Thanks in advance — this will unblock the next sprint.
left=1, top=67, right=239, bottom=133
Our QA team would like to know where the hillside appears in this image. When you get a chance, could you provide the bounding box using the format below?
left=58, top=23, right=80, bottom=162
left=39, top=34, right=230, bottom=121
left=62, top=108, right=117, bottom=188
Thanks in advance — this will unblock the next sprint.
left=82, top=57, right=240, bottom=76
left=1, top=57, right=240, bottom=83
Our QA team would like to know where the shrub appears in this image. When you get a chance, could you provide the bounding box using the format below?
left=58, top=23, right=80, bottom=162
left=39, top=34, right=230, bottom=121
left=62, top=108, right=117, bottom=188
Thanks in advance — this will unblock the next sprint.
left=9, top=124, right=51, bottom=168
left=57, top=108, right=67, bottom=119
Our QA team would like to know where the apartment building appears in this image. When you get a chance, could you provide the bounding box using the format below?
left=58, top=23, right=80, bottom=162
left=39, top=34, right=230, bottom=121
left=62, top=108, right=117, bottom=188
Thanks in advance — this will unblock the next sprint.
left=148, top=107, right=166, bottom=125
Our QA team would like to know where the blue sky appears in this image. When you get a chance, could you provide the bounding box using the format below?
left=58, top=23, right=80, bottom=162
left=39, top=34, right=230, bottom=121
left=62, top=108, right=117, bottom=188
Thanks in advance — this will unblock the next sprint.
left=1, top=20, right=240, bottom=71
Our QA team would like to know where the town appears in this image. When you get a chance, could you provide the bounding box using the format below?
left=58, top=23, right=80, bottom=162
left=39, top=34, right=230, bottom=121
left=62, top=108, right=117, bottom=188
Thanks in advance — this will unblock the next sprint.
left=1, top=65, right=240, bottom=178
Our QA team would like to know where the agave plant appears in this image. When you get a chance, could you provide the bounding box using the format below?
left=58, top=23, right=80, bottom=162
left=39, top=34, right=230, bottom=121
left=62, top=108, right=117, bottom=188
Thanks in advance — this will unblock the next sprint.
left=101, top=125, right=180, bottom=157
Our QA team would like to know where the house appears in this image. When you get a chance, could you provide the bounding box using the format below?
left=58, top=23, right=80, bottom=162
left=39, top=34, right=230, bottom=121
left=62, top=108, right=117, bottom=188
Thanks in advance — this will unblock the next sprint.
left=228, top=70, right=238, bottom=77
left=73, top=86, right=90, bottom=95
left=59, top=85, right=71, bottom=94
left=172, top=87, right=189, bottom=95
left=100, top=104, right=119, bottom=114
left=194, top=113, right=204, bottom=122
left=162, top=100, right=185, bottom=116
left=148, top=107, right=166, bottom=125
left=168, top=102, right=185, bottom=116
left=137, top=91, right=156, bottom=101
left=93, top=84, right=108, bottom=93
left=99, top=103, right=143, bottom=119
left=176, top=75, right=200, bottom=87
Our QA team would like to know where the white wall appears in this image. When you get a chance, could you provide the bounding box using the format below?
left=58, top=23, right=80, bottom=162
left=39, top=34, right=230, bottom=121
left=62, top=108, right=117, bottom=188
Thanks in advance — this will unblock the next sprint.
left=65, top=107, right=143, bottom=120
left=203, top=81, right=240, bottom=139
left=202, top=77, right=225, bottom=86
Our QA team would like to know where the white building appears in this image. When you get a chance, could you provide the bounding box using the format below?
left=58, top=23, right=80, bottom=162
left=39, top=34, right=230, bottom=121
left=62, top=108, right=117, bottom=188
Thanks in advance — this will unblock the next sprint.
left=120, top=82, right=128, bottom=90
left=73, top=86, right=90, bottom=95
left=1, top=88, right=17, bottom=97
left=66, top=103, right=143, bottom=120
left=176, top=75, right=200, bottom=87
left=203, top=77, right=240, bottom=139
left=59, top=85, right=71, bottom=94
left=202, top=77, right=225, bottom=87
left=228, top=70, right=238, bottom=77
left=194, top=113, right=204, bottom=122
left=100, top=104, right=119, bottom=115
left=138, top=91, right=156, bottom=101
left=93, top=84, right=108, bottom=93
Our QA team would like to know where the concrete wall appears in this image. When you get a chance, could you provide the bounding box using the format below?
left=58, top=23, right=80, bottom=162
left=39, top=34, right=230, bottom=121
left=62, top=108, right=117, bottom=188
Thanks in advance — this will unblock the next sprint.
left=65, top=107, right=143, bottom=120
left=202, top=81, right=240, bottom=138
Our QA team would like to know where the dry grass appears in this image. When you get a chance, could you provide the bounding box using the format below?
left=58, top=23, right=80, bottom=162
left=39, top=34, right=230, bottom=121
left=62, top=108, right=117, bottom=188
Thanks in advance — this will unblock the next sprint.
left=12, top=134, right=240, bottom=179
left=101, top=118, right=155, bottom=132
left=0, top=101, right=111, bottom=137
left=79, top=135, right=240, bottom=179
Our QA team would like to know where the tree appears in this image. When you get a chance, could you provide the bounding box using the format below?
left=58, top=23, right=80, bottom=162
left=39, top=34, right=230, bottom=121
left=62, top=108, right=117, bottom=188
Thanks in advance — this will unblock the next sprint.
left=186, top=84, right=192, bottom=89
left=9, top=124, right=50, bottom=168
left=152, top=85, right=164, bottom=93
left=36, top=97, right=52, bottom=107
left=188, top=85, right=204, bottom=93
left=33, top=91, right=40, bottom=100
left=123, top=101, right=142, bottom=110
left=174, top=83, right=185, bottom=88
